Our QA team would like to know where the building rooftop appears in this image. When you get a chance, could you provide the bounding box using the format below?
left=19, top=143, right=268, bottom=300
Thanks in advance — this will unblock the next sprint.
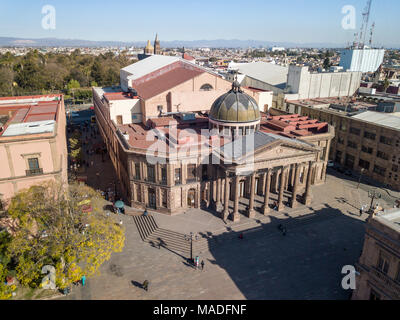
left=374, top=208, right=400, bottom=233
left=229, top=61, right=289, bottom=89
left=0, top=94, right=62, bottom=138
left=351, top=111, right=400, bottom=131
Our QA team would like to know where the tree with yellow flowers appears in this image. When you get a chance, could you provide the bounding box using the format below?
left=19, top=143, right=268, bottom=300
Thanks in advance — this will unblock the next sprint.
left=6, top=181, right=125, bottom=291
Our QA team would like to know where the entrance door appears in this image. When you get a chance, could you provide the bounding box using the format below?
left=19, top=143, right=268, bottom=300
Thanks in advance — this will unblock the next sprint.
left=187, top=189, right=196, bottom=208
left=148, top=188, right=156, bottom=209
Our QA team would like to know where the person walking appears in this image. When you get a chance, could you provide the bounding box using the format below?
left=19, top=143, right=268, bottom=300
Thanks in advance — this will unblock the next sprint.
left=201, top=260, right=205, bottom=271
left=81, top=275, right=86, bottom=287
left=142, top=280, right=149, bottom=292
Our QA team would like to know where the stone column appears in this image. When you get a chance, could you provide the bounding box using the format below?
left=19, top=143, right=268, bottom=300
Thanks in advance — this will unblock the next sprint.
left=248, top=173, right=256, bottom=218
left=303, top=161, right=314, bottom=205
left=222, top=174, right=230, bottom=220
left=233, top=175, right=241, bottom=222
left=277, top=167, right=286, bottom=212
left=215, top=176, right=223, bottom=212
left=208, top=168, right=215, bottom=209
left=291, top=164, right=300, bottom=208
left=263, top=170, right=272, bottom=215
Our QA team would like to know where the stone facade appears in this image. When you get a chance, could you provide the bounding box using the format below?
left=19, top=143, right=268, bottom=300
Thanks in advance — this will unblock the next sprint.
left=352, top=210, right=400, bottom=300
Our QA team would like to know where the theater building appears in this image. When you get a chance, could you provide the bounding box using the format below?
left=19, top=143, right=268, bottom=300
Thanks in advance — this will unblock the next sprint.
left=93, top=57, right=334, bottom=220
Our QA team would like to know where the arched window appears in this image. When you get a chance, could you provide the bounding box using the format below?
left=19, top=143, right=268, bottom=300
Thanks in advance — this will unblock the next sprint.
left=200, top=84, right=213, bottom=91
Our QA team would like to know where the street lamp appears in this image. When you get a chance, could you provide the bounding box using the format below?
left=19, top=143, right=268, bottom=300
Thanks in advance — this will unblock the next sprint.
left=368, top=189, right=382, bottom=211
left=184, top=232, right=199, bottom=262
left=357, top=168, right=366, bottom=189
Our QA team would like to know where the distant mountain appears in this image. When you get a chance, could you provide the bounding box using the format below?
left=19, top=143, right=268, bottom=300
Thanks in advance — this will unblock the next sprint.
left=0, top=36, right=398, bottom=49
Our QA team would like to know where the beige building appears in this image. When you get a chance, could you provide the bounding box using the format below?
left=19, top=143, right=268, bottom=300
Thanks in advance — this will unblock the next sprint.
left=352, top=208, right=400, bottom=300
left=285, top=98, right=400, bottom=191
left=0, top=94, right=68, bottom=209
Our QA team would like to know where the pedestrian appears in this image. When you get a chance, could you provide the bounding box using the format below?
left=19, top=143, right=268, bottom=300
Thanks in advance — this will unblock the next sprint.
left=143, top=280, right=149, bottom=291
left=282, top=227, right=287, bottom=236
left=119, top=220, right=123, bottom=226
left=81, top=275, right=86, bottom=287
left=201, top=260, right=205, bottom=271
left=239, top=233, right=244, bottom=240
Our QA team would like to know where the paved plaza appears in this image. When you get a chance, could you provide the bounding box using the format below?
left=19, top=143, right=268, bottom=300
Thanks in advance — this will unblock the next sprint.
left=62, top=116, right=399, bottom=300
left=59, top=167, right=399, bottom=300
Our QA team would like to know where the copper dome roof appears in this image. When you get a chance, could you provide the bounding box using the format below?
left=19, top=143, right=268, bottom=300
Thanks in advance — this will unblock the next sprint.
left=209, top=81, right=261, bottom=123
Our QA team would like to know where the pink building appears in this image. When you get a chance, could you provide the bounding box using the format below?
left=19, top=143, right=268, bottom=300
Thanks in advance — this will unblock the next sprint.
left=0, top=94, right=68, bottom=209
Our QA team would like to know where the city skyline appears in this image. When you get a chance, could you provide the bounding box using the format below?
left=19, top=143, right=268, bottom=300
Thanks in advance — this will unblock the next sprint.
left=0, top=0, right=400, bottom=47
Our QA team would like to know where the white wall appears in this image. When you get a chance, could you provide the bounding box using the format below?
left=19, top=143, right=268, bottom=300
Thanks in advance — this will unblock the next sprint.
left=340, top=49, right=385, bottom=73
left=109, top=99, right=142, bottom=125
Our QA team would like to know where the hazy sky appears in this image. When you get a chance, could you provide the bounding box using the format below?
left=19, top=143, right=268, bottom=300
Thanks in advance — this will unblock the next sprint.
left=0, top=0, right=399, bottom=46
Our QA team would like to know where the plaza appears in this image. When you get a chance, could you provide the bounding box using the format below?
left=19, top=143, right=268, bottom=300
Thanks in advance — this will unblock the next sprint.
left=60, top=167, right=398, bottom=300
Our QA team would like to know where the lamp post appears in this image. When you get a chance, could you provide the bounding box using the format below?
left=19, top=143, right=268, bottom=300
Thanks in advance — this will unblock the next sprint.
left=357, top=168, right=366, bottom=189
left=184, top=232, right=199, bottom=262
left=368, top=189, right=382, bottom=211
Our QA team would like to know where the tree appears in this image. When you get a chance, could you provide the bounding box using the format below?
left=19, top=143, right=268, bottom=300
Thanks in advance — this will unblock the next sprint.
left=0, top=231, right=15, bottom=300
left=323, top=57, right=331, bottom=70
left=7, top=182, right=125, bottom=290
left=0, top=67, right=14, bottom=97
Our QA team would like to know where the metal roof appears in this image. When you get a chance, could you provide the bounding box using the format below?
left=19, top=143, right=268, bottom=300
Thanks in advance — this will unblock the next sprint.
left=121, top=55, right=180, bottom=81
left=229, top=62, right=289, bottom=88
left=2, top=120, right=55, bottom=137
left=351, top=111, right=400, bottom=131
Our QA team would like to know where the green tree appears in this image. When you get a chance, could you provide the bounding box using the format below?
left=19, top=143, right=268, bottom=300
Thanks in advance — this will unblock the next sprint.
left=7, top=182, right=125, bottom=290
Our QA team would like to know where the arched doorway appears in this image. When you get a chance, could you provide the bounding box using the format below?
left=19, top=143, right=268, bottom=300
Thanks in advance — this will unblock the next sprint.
left=187, top=189, right=196, bottom=208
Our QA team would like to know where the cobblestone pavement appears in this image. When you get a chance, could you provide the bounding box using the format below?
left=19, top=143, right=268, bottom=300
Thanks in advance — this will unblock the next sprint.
left=58, top=169, right=396, bottom=300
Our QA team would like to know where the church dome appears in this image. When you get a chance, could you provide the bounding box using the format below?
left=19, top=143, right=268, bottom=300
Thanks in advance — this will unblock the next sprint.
left=209, top=81, right=261, bottom=123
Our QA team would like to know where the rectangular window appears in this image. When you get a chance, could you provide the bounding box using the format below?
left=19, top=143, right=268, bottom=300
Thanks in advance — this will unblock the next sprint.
left=374, top=165, right=386, bottom=177
left=345, top=154, right=355, bottom=169
left=147, top=165, right=155, bottom=183
left=377, top=150, right=389, bottom=161
left=377, top=253, right=390, bottom=274
left=364, top=131, right=376, bottom=140
left=26, top=158, right=42, bottom=176
left=359, top=159, right=370, bottom=170
left=380, top=136, right=393, bottom=146
left=347, top=141, right=358, bottom=149
left=135, top=163, right=141, bottom=180
left=350, top=127, right=361, bottom=136
left=187, top=164, right=197, bottom=182
left=361, top=146, right=373, bottom=154
left=175, top=168, right=181, bottom=185
left=161, top=166, right=167, bottom=185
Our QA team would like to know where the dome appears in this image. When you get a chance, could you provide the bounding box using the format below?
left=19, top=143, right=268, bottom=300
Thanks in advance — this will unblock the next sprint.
left=209, top=81, right=261, bottom=123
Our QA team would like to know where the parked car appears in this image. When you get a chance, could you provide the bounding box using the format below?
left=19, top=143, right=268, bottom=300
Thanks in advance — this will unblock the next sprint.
left=327, top=160, right=335, bottom=168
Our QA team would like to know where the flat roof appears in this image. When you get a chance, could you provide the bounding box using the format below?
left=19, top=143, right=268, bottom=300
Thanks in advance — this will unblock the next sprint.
left=351, top=111, right=400, bottom=131
left=0, top=95, right=62, bottom=138
left=374, top=208, right=400, bottom=233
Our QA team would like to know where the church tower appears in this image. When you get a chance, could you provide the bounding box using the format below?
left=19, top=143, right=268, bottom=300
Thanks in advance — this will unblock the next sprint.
left=144, top=40, right=154, bottom=55
left=154, top=34, right=161, bottom=55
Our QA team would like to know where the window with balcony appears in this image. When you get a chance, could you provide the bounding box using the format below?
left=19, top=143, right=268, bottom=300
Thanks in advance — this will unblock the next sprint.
left=26, top=158, right=43, bottom=176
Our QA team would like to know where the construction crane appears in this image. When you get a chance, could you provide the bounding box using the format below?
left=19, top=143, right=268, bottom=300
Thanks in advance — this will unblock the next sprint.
left=369, top=22, right=375, bottom=47
left=358, top=0, right=373, bottom=49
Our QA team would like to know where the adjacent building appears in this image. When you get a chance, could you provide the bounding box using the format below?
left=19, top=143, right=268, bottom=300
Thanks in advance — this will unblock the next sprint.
left=352, top=208, right=400, bottom=300
left=285, top=98, right=400, bottom=191
left=0, top=94, right=68, bottom=208
left=340, top=48, right=385, bottom=73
